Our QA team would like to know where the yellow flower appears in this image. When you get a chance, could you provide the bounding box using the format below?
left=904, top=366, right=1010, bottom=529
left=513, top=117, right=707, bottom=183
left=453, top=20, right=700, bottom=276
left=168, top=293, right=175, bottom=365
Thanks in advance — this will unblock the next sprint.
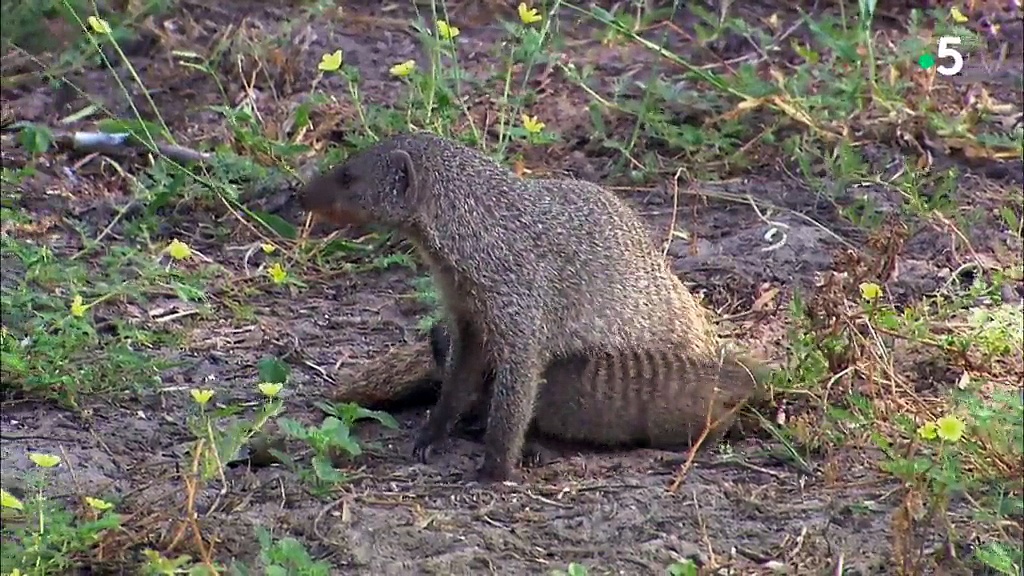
left=1, top=489, right=24, bottom=511
left=10, top=569, right=24, bottom=576
left=70, top=295, right=87, bottom=318
left=268, top=262, right=288, bottom=284
left=167, top=239, right=192, bottom=261
left=87, top=16, right=111, bottom=35
left=390, top=60, right=417, bottom=77
left=260, top=243, right=276, bottom=255
left=190, top=389, right=214, bottom=406
left=936, top=415, right=966, bottom=442
left=318, top=50, right=343, bottom=72
left=436, top=20, right=460, bottom=41
left=518, top=3, right=543, bottom=24
left=917, top=421, right=938, bottom=440
left=521, top=114, right=545, bottom=134
left=85, top=497, right=113, bottom=511
left=859, top=282, right=882, bottom=302
left=29, top=453, right=61, bottom=468
left=258, top=382, right=283, bottom=398
left=950, top=7, right=968, bottom=23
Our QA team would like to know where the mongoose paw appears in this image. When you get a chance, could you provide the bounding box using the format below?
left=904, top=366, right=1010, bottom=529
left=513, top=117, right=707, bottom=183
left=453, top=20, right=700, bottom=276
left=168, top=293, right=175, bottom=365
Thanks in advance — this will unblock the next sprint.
left=412, top=428, right=445, bottom=463
left=474, top=459, right=515, bottom=483
left=520, top=442, right=555, bottom=468
left=411, top=440, right=433, bottom=463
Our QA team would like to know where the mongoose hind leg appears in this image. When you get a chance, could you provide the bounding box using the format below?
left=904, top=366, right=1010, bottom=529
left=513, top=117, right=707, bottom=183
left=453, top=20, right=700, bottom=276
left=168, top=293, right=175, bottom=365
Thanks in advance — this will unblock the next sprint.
left=413, top=317, right=491, bottom=462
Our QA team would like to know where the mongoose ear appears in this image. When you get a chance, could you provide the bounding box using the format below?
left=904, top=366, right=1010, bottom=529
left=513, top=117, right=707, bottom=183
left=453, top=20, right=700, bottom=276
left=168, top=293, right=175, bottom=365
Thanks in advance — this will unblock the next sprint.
left=388, top=149, right=419, bottom=204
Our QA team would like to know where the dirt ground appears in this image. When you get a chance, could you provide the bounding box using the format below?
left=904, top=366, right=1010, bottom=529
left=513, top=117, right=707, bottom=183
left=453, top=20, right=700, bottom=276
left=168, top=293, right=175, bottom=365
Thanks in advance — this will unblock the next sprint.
left=1, top=0, right=1021, bottom=574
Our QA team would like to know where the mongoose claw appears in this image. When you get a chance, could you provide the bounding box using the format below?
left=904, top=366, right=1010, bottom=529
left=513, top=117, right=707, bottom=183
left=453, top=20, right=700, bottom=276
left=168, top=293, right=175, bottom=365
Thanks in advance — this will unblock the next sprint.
left=520, top=442, right=555, bottom=468
left=411, top=443, right=432, bottom=463
left=412, top=427, right=443, bottom=463
left=411, top=440, right=431, bottom=463
left=475, top=459, right=514, bottom=483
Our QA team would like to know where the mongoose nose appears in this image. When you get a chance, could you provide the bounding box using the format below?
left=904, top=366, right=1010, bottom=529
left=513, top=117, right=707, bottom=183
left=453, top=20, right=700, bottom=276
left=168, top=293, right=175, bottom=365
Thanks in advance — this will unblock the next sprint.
left=296, top=162, right=324, bottom=211
left=296, top=173, right=333, bottom=213
left=296, top=185, right=314, bottom=211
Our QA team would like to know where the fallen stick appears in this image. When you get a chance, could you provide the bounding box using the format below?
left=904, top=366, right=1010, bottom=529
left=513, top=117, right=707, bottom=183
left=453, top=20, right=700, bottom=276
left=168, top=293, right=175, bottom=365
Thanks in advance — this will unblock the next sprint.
left=1, top=123, right=212, bottom=165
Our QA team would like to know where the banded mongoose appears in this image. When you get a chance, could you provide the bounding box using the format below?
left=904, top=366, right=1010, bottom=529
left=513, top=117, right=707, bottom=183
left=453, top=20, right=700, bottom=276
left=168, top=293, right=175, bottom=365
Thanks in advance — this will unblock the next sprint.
left=298, top=132, right=760, bottom=481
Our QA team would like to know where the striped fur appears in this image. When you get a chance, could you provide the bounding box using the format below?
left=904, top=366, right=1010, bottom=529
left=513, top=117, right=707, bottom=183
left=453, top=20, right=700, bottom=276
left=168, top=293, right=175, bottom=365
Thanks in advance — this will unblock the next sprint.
left=333, top=324, right=763, bottom=449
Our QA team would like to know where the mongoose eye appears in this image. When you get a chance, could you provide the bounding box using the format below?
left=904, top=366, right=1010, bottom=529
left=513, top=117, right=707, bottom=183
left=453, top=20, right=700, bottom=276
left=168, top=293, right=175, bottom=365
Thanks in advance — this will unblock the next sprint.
left=333, top=167, right=354, bottom=187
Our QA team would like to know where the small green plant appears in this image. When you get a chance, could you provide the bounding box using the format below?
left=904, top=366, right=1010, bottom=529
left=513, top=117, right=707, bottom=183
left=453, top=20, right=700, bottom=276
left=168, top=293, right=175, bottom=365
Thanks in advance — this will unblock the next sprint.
left=245, top=527, right=331, bottom=575
left=0, top=455, right=122, bottom=574
left=275, top=401, right=398, bottom=495
left=667, top=559, right=699, bottom=576
left=308, top=4, right=559, bottom=162
left=879, top=404, right=1022, bottom=575
left=184, top=357, right=289, bottom=483
left=0, top=233, right=203, bottom=406
left=551, top=562, right=588, bottom=576
left=139, top=549, right=220, bottom=576
left=827, top=280, right=1022, bottom=574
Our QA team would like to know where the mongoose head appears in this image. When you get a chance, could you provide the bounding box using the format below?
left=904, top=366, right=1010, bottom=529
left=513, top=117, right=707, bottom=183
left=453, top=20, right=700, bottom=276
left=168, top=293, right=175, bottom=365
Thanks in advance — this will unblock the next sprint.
left=298, top=142, right=420, bottom=229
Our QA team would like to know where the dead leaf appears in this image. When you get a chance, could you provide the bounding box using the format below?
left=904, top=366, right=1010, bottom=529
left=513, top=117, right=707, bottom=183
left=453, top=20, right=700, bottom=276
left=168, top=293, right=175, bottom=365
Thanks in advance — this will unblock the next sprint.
left=752, top=287, right=780, bottom=312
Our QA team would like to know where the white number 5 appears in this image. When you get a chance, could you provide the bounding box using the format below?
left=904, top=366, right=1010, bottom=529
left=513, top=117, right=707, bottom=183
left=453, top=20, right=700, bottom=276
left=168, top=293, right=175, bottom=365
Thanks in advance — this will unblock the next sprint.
left=936, top=36, right=964, bottom=76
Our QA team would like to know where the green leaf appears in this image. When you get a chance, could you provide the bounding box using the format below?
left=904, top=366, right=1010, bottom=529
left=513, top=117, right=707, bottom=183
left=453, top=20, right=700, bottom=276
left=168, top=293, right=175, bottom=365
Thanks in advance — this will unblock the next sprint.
left=857, top=0, right=877, bottom=26
left=250, top=210, right=298, bottom=240
left=667, top=560, right=698, bottom=576
left=567, top=563, right=588, bottom=576
left=258, top=356, right=290, bottom=384
left=96, top=118, right=169, bottom=144
left=17, top=124, right=53, bottom=154
left=343, top=402, right=400, bottom=429
left=975, top=542, right=1022, bottom=576
left=277, top=417, right=308, bottom=441
left=311, top=455, right=346, bottom=483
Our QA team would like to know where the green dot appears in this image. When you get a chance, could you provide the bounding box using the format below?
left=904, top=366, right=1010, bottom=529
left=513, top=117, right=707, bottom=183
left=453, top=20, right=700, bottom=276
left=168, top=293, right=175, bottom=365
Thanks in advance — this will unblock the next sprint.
left=918, top=54, right=935, bottom=69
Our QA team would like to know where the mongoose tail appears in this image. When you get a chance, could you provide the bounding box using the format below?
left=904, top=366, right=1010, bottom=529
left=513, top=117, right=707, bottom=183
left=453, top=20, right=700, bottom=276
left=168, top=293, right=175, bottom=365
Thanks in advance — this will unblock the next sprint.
left=330, top=339, right=441, bottom=410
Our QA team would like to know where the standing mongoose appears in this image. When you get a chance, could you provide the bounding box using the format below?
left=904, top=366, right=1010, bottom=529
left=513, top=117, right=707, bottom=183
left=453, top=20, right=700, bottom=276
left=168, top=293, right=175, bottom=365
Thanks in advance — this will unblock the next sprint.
left=299, top=131, right=752, bottom=481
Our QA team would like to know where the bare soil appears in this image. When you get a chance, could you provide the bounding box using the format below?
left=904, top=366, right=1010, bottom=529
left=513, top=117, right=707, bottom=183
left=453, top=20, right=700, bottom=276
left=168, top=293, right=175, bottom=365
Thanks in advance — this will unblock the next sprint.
left=1, top=0, right=1021, bottom=574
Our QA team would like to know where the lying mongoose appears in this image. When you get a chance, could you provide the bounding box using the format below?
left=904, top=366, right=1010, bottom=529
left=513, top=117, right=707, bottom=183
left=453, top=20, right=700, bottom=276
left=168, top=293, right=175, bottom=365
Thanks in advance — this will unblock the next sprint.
left=333, top=321, right=766, bottom=448
left=299, top=131, right=757, bottom=481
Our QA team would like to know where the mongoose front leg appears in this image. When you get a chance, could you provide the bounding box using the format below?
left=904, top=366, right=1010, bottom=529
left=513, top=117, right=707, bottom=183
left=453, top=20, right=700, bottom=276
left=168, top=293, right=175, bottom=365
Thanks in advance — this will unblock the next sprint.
left=413, top=319, right=489, bottom=462
left=478, top=355, right=543, bottom=482
left=428, top=320, right=549, bottom=463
